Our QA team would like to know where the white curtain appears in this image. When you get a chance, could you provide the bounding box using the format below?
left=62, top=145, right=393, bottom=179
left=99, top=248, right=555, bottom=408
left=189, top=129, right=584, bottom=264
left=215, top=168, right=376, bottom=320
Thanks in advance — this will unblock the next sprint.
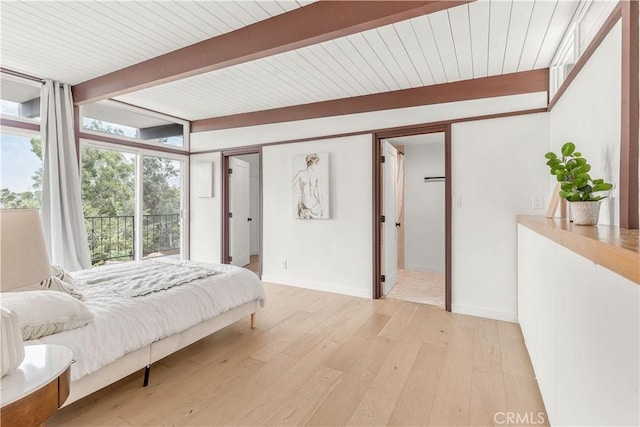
left=40, top=80, right=91, bottom=271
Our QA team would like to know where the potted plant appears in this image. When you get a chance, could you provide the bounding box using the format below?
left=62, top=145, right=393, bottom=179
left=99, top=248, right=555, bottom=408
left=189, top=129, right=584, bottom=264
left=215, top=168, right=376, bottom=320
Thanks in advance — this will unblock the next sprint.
left=544, top=142, right=613, bottom=225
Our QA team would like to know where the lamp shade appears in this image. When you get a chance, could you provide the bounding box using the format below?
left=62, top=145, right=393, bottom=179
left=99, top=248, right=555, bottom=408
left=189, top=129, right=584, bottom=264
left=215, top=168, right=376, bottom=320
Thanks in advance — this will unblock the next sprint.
left=0, top=209, right=51, bottom=291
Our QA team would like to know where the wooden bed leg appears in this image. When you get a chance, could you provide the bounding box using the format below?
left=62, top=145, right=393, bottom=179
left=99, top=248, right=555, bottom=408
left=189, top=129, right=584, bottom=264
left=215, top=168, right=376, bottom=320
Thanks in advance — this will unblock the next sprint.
left=250, top=313, right=256, bottom=329
left=143, top=365, right=151, bottom=387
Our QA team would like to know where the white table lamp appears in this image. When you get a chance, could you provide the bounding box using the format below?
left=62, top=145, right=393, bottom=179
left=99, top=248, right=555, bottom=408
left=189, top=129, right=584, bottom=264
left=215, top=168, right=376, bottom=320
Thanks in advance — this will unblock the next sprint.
left=1, top=209, right=51, bottom=291
left=0, top=209, right=52, bottom=376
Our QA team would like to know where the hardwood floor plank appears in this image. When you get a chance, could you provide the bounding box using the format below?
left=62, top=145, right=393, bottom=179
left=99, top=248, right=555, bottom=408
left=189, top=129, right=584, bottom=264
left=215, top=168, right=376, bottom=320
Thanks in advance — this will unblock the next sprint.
left=377, top=303, right=418, bottom=339
left=472, top=317, right=503, bottom=373
left=428, top=324, right=475, bottom=426
left=305, top=337, right=394, bottom=426
left=504, top=373, right=550, bottom=427
left=378, top=305, right=434, bottom=383
left=353, top=312, right=393, bottom=339
left=347, top=374, right=405, bottom=426
left=282, top=299, right=364, bottom=359
left=250, top=309, right=330, bottom=362
left=185, top=354, right=300, bottom=426
left=323, top=335, right=373, bottom=373
left=498, top=321, right=536, bottom=379
left=423, top=305, right=453, bottom=346
left=373, top=298, right=404, bottom=317
left=263, top=366, right=344, bottom=426
left=387, top=342, right=448, bottom=426
left=468, top=370, right=508, bottom=426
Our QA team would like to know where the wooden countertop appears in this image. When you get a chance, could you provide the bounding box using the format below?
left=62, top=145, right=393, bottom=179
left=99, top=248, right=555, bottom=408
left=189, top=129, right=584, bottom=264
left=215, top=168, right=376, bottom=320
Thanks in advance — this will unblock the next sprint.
left=517, top=215, right=640, bottom=285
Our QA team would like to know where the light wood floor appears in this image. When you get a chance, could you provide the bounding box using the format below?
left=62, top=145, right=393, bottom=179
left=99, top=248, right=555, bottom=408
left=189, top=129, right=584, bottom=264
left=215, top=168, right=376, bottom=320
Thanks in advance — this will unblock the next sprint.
left=48, top=283, right=547, bottom=427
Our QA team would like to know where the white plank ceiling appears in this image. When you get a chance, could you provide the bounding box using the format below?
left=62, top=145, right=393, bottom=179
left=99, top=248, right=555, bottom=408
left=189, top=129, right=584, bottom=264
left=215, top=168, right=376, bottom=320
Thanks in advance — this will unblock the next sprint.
left=0, top=0, right=312, bottom=85
left=115, top=0, right=581, bottom=120
left=1, top=0, right=582, bottom=121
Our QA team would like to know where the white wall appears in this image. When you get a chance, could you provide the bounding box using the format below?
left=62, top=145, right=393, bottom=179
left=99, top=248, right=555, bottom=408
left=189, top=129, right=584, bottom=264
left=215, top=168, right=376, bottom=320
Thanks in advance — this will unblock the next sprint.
left=236, top=154, right=260, bottom=255
left=189, top=151, right=222, bottom=263
left=403, top=139, right=445, bottom=273
left=261, top=135, right=373, bottom=298
left=452, top=113, right=550, bottom=322
left=191, top=92, right=547, bottom=151
left=550, top=21, right=622, bottom=226
left=189, top=113, right=551, bottom=320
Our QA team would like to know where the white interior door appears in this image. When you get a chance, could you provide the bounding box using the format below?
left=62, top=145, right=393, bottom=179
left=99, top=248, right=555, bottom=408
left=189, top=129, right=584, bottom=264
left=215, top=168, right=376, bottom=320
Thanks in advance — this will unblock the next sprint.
left=382, top=141, right=398, bottom=295
left=229, top=157, right=251, bottom=267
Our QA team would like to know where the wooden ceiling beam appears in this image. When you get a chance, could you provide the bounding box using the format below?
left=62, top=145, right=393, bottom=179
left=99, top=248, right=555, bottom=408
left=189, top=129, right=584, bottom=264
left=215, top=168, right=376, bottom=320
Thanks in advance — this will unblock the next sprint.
left=72, top=0, right=472, bottom=105
left=191, top=68, right=549, bottom=132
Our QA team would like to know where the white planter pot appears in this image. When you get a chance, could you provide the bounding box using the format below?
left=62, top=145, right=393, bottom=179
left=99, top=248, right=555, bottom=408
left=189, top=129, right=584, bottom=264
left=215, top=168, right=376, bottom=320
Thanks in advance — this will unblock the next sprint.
left=570, top=201, right=601, bottom=226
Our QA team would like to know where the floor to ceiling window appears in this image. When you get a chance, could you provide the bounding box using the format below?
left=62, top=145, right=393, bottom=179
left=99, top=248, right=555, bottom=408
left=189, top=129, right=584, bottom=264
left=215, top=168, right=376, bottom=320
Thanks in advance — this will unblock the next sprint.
left=80, top=101, right=189, bottom=266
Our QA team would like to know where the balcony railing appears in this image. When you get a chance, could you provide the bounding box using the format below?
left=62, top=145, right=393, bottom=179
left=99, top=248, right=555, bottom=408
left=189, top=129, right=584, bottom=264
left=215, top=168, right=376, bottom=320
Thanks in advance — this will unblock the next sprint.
left=85, top=214, right=180, bottom=265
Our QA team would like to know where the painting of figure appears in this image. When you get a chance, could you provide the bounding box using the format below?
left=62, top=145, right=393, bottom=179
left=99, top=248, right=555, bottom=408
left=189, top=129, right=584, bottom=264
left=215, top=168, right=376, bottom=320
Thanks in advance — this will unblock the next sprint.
left=291, top=152, right=330, bottom=219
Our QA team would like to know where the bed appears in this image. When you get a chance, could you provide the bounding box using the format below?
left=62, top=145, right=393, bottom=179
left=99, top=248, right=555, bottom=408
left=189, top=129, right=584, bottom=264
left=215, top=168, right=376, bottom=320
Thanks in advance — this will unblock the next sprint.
left=6, top=258, right=265, bottom=406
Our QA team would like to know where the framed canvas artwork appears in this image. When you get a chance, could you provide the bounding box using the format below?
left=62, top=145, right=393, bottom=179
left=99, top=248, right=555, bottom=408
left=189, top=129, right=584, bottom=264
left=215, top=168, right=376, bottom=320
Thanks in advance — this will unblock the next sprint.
left=291, top=152, right=330, bottom=219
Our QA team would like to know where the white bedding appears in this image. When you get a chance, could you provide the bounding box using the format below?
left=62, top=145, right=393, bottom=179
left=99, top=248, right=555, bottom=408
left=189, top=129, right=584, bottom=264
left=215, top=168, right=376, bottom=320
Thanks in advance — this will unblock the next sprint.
left=28, top=259, right=265, bottom=381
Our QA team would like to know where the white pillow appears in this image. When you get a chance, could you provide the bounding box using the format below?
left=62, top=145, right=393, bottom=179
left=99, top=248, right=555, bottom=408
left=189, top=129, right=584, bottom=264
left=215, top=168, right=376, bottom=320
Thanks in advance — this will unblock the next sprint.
left=0, top=291, right=94, bottom=341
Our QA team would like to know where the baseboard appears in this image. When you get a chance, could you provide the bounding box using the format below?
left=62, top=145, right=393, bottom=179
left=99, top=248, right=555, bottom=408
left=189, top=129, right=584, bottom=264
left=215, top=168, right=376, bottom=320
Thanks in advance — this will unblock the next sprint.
left=452, top=303, right=518, bottom=323
left=403, top=264, right=446, bottom=274
left=261, top=275, right=372, bottom=299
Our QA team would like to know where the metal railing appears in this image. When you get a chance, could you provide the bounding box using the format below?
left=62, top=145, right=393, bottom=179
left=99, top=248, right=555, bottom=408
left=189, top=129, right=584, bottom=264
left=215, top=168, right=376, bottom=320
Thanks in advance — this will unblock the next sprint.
left=85, top=214, right=180, bottom=264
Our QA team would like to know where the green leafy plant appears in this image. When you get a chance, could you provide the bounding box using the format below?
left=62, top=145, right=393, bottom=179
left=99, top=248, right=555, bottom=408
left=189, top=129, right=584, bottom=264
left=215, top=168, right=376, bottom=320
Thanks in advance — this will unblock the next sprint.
left=545, top=142, right=613, bottom=202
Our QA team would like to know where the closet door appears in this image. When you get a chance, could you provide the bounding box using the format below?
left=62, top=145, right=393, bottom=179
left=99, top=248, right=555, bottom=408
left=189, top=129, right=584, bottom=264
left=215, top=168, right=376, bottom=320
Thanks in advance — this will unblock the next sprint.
left=228, top=157, right=251, bottom=267
left=382, top=141, right=398, bottom=295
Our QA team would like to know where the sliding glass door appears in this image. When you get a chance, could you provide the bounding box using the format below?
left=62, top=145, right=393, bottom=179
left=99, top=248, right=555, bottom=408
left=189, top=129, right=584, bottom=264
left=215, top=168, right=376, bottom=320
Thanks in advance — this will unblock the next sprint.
left=81, top=143, right=187, bottom=265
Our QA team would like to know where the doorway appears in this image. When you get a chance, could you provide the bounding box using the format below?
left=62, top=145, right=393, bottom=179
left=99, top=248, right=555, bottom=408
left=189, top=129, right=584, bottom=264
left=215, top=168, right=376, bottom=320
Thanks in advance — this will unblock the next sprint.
left=373, top=125, right=451, bottom=311
left=222, top=148, right=262, bottom=277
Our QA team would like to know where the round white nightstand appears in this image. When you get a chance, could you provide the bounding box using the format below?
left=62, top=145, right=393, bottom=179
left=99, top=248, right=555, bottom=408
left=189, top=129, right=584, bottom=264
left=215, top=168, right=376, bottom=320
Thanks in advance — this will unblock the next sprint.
left=0, top=344, right=73, bottom=427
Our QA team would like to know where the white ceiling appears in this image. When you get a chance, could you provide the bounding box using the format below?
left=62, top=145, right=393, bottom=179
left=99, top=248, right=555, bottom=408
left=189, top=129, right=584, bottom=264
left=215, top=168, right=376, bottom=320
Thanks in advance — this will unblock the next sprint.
left=0, top=75, right=41, bottom=103
left=114, top=0, right=580, bottom=120
left=1, top=0, right=581, bottom=122
left=0, top=0, right=312, bottom=85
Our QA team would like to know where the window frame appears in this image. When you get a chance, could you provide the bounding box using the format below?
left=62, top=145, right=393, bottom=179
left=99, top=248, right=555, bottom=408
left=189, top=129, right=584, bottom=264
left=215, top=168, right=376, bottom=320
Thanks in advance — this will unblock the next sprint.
left=549, top=0, right=619, bottom=98
left=79, top=100, right=190, bottom=153
left=0, top=73, right=42, bottom=125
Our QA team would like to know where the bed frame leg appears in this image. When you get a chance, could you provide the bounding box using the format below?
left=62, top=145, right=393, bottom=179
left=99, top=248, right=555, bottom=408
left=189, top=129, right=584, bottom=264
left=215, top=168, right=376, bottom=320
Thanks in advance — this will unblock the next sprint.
left=251, top=313, right=256, bottom=329
left=143, top=365, right=151, bottom=387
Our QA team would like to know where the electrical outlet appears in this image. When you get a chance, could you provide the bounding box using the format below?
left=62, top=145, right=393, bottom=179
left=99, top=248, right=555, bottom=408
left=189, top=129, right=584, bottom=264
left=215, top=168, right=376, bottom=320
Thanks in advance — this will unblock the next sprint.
left=282, top=260, right=287, bottom=270
left=532, top=196, right=544, bottom=209
left=455, top=197, right=462, bottom=208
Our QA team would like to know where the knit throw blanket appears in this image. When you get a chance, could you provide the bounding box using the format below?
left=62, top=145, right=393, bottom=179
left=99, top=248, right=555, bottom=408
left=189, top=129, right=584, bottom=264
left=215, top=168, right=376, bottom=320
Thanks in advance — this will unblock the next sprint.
left=71, top=259, right=220, bottom=298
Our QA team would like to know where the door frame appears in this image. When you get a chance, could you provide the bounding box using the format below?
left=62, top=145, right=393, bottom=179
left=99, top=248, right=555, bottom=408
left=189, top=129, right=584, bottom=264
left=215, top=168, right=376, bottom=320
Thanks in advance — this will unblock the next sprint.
left=221, top=146, right=263, bottom=277
left=372, top=123, right=452, bottom=312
